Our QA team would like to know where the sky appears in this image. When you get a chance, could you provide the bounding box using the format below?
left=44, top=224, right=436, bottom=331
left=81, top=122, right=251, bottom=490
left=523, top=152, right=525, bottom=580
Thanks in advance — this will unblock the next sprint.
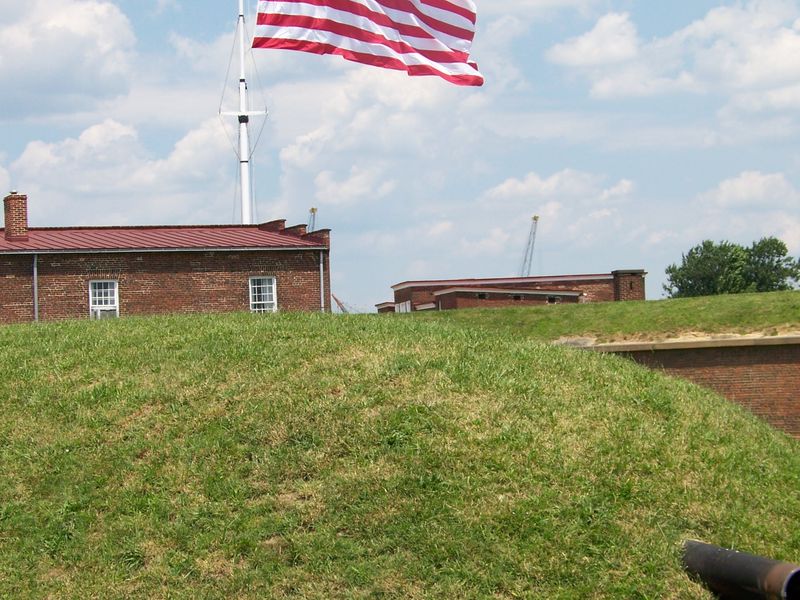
left=1, top=0, right=799, bottom=311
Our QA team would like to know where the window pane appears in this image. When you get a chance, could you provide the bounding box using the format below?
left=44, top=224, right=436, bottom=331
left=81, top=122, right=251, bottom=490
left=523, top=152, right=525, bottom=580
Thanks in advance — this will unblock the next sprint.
left=249, top=277, right=276, bottom=313
left=89, top=281, right=118, bottom=318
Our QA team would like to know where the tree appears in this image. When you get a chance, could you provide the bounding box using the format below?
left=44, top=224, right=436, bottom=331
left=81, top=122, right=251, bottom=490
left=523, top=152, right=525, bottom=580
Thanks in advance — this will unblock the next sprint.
left=745, top=237, right=800, bottom=292
left=664, top=240, right=748, bottom=298
left=664, top=237, right=800, bottom=298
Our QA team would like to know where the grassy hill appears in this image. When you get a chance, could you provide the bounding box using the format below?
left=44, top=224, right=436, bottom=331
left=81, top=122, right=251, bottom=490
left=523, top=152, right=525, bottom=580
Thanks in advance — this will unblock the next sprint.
left=1, top=301, right=799, bottom=598
left=421, top=289, right=800, bottom=343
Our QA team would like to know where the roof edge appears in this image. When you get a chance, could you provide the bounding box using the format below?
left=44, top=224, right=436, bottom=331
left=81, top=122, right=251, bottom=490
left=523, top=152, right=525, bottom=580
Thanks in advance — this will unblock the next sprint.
left=432, top=287, right=583, bottom=297
left=0, top=246, right=329, bottom=256
left=392, top=273, right=617, bottom=291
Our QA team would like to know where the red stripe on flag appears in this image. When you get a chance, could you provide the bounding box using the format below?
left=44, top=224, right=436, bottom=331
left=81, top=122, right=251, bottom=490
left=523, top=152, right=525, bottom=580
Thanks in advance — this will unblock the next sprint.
left=259, top=14, right=470, bottom=63
left=419, top=0, right=477, bottom=25
left=265, top=0, right=475, bottom=45
left=256, top=4, right=433, bottom=44
left=254, top=0, right=484, bottom=86
left=368, top=0, right=475, bottom=38
left=253, top=37, right=484, bottom=86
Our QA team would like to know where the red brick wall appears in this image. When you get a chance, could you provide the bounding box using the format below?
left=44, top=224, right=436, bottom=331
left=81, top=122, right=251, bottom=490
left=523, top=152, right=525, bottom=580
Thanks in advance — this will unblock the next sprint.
left=617, top=344, right=800, bottom=437
left=439, top=293, right=580, bottom=311
left=0, top=255, right=35, bottom=322
left=613, top=271, right=646, bottom=301
left=0, top=249, right=330, bottom=323
left=3, top=194, right=29, bottom=241
left=394, top=277, right=623, bottom=308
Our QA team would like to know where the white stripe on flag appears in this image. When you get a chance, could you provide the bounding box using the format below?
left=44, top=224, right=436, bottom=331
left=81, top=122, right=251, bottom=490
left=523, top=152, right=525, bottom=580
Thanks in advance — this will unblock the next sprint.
left=254, top=0, right=484, bottom=86
left=261, top=2, right=461, bottom=54
left=257, top=26, right=479, bottom=76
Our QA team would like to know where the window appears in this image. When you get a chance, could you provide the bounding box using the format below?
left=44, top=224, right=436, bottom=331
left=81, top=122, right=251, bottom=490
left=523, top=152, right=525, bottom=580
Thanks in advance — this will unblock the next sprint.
left=249, top=277, right=277, bottom=313
left=547, top=296, right=561, bottom=305
left=477, top=293, right=488, bottom=300
left=395, top=300, right=412, bottom=314
left=513, top=295, right=522, bottom=301
left=89, top=280, right=119, bottom=319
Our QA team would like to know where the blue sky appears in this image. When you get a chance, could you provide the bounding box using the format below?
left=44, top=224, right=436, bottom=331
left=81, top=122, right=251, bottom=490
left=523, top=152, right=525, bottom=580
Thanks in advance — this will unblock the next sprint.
left=1, top=0, right=799, bottom=310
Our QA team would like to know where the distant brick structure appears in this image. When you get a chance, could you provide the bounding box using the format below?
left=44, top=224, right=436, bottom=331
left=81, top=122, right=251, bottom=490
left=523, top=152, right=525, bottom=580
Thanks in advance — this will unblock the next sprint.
left=379, top=271, right=646, bottom=312
left=613, top=270, right=646, bottom=301
left=434, top=287, right=582, bottom=311
left=596, top=337, right=800, bottom=438
left=1, top=193, right=331, bottom=323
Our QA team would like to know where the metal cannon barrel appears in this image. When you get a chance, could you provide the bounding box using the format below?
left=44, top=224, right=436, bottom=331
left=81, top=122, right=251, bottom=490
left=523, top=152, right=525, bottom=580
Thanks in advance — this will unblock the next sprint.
left=683, top=540, right=800, bottom=600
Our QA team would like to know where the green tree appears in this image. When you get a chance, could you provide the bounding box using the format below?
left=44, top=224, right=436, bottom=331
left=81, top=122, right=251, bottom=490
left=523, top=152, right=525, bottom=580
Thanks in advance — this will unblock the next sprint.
left=664, top=237, right=799, bottom=298
left=745, top=237, right=800, bottom=292
left=664, top=240, right=749, bottom=298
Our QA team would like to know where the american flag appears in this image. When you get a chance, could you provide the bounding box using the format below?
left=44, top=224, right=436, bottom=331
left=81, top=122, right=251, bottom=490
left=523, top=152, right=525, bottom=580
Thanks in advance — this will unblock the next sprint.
left=253, top=0, right=484, bottom=86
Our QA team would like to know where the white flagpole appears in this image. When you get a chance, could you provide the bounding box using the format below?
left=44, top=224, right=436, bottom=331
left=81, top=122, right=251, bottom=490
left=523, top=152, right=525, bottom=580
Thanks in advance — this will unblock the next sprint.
left=238, top=0, right=253, bottom=225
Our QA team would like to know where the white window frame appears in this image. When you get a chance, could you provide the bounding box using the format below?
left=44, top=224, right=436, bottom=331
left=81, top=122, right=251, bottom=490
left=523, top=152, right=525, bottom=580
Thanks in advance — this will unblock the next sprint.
left=89, top=280, right=119, bottom=319
left=249, top=276, right=278, bottom=313
left=394, top=300, right=412, bottom=314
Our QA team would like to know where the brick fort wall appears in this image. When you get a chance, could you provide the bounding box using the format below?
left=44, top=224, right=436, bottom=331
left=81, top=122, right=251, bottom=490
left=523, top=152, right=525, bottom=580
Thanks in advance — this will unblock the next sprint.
left=611, top=341, right=800, bottom=438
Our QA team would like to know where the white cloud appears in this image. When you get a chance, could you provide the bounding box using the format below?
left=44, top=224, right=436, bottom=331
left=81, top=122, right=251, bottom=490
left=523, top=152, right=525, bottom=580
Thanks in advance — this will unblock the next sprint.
left=548, top=1, right=800, bottom=102
left=681, top=171, right=800, bottom=256
left=278, top=126, right=335, bottom=171
left=481, top=0, right=597, bottom=18
left=9, top=119, right=234, bottom=226
left=484, top=169, right=604, bottom=202
left=732, top=83, right=800, bottom=112
left=601, top=179, right=635, bottom=201
left=314, top=165, right=396, bottom=206
left=155, top=0, right=180, bottom=14
left=402, top=258, right=437, bottom=281
left=699, top=171, right=800, bottom=209
left=426, top=221, right=454, bottom=237
left=266, top=63, right=483, bottom=217
left=475, top=169, right=638, bottom=253
left=0, top=0, right=136, bottom=117
left=474, top=16, right=532, bottom=90
left=0, top=166, right=10, bottom=196
left=461, top=227, right=512, bottom=257
left=170, top=31, right=233, bottom=76
left=547, top=13, right=640, bottom=67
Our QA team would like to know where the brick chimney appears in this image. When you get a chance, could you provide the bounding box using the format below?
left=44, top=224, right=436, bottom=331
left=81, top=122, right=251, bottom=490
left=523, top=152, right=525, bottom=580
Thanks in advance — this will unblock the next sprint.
left=4, top=192, right=29, bottom=241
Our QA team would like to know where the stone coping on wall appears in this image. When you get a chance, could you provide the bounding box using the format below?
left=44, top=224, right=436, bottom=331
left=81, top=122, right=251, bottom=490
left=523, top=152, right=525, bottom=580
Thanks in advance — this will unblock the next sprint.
left=590, top=335, right=800, bottom=353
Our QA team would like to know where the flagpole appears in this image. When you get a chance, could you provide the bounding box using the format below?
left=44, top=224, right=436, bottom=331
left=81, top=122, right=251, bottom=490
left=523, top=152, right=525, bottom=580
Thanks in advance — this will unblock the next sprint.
left=238, top=0, right=253, bottom=225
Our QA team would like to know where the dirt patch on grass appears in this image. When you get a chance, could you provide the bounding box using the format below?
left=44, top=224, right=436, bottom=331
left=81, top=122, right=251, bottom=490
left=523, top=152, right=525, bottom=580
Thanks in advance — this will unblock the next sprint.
left=557, top=327, right=800, bottom=346
left=195, top=550, right=244, bottom=580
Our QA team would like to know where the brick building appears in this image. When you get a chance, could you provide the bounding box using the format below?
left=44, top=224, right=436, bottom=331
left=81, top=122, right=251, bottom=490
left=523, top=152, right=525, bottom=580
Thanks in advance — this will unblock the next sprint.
left=0, top=192, right=331, bottom=324
left=378, top=271, right=646, bottom=313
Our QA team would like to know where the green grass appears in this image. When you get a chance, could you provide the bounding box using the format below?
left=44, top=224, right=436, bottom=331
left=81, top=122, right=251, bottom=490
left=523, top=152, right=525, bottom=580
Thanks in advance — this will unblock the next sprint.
left=0, top=309, right=798, bottom=598
left=419, top=290, right=800, bottom=342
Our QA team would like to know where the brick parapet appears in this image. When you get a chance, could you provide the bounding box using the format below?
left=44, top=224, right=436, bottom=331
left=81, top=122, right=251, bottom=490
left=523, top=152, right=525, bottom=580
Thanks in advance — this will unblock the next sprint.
left=596, top=338, right=800, bottom=438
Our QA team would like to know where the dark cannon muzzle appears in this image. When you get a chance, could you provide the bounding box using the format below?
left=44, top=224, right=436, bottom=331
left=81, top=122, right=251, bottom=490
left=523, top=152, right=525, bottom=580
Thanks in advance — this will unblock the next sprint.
left=683, top=540, right=800, bottom=600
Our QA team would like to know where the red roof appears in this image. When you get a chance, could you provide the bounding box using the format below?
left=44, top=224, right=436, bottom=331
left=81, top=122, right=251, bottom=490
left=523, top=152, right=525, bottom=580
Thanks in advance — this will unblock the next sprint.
left=432, top=287, right=583, bottom=297
left=0, top=224, right=326, bottom=254
left=392, top=273, right=615, bottom=290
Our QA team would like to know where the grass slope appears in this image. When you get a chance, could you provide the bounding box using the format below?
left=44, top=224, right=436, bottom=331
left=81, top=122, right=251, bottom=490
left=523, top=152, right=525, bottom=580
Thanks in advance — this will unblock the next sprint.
left=421, top=290, right=800, bottom=342
left=0, top=311, right=798, bottom=598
